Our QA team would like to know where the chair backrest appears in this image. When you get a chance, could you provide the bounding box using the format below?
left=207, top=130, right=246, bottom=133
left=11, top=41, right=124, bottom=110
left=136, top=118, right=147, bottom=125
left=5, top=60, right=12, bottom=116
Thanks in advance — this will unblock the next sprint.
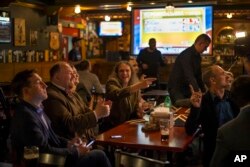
left=115, top=149, right=169, bottom=167
left=0, top=162, right=13, bottom=167
left=39, top=153, right=66, bottom=167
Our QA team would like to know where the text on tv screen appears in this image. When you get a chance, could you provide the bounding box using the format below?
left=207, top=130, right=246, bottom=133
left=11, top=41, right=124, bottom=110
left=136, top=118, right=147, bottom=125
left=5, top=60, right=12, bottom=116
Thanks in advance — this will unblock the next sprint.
left=132, top=6, right=213, bottom=55
left=99, top=21, right=123, bottom=37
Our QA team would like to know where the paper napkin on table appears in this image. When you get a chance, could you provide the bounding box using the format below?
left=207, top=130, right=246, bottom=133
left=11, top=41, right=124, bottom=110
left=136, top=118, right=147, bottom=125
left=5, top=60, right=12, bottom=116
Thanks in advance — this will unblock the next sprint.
left=151, top=107, right=170, bottom=118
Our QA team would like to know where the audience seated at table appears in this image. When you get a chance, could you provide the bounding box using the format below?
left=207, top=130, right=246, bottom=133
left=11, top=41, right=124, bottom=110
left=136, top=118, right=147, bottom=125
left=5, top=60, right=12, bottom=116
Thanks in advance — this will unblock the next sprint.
left=76, top=60, right=104, bottom=96
left=43, top=62, right=110, bottom=141
left=70, top=64, right=91, bottom=106
left=100, top=61, right=156, bottom=132
left=10, top=69, right=112, bottom=167
left=225, top=71, right=234, bottom=91
left=71, top=65, right=100, bottom=135
left=210, top=75, right=250, bottom=167
left=128, top=56, right=143, bottom=80
left=185, top=65, right=239, bottom=167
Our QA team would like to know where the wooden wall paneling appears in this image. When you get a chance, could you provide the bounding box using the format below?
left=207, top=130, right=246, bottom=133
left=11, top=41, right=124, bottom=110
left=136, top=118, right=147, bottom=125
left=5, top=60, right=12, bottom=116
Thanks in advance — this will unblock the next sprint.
left=0, top=63, right=15, bottom=82
left=41, top=62, right=54, bottom=82
left=14, top=62, right=42, bottom=77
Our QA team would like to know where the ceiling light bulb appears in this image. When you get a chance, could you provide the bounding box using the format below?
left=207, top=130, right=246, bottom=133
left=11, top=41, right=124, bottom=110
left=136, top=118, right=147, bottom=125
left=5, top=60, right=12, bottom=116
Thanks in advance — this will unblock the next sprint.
left=104, top=15, right=111, bottom=21
left=127, top=5, right=132, bottom=12
left=187, top=0, right=193, bottom=3
left=226, top=13, right=232, bottom=19
left=74, top=5, right=81, bottom=14
left=165, top=2, right=174, bottom=13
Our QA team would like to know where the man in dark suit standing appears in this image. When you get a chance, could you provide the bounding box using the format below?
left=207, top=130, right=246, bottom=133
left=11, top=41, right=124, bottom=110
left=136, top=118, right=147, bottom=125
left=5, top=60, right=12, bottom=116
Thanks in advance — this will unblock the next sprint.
left=168, top=34, right=211, bottom=107
left=10, top=69, right=111, bottom=167
left=210, top=75, right=250, bottom=167
left=136, top=38, right=165, bottom=89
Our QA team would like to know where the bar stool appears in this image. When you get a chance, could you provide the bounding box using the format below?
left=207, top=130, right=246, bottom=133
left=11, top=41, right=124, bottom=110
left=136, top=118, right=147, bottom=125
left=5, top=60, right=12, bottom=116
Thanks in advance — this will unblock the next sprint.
left=39, top=153, right=66, bottom=167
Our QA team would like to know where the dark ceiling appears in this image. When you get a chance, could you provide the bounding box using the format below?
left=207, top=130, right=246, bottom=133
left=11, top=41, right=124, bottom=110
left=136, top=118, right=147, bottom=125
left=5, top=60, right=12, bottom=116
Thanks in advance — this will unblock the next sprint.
left=53, top=0, right=250, bottom=6
left=2, top=0, right=250, bottom=20
left=2, top=0, right=250, bottom=8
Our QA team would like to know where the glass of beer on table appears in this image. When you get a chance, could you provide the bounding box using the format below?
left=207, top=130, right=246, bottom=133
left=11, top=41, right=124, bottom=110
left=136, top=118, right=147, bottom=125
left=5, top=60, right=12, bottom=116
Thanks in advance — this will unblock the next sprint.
left=159, top=119, right=170, bottom=142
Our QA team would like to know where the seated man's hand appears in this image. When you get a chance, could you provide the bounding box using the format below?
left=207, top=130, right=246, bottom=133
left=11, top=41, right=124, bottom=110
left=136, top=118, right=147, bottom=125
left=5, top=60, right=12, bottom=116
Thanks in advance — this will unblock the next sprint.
left=76, top=144, right=91, bottom=156
left=94, top=99, right=110, bottom=119
left=189, top=84, right=202, bottom=108
left=67, top=136, right=84, bottom=149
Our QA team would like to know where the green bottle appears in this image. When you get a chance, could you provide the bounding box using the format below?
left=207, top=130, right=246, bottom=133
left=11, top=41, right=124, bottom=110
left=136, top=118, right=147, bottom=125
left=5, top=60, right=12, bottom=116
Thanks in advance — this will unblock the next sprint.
left=164, top=95, right=174, bottom=128
left=164, top=95, right=171, bottom=108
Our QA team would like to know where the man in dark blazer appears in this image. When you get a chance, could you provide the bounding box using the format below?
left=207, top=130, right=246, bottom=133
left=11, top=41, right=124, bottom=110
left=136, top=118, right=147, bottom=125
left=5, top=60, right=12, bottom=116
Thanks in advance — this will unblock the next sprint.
left=185, top=65, right=239, bottom=167
left=10, top=69, right=111, bottom=167
left=210, top=75, right=250, bottom=167
left=168, top=34, right=211, bottom=107
left=43, top=62, right=110, bottom=140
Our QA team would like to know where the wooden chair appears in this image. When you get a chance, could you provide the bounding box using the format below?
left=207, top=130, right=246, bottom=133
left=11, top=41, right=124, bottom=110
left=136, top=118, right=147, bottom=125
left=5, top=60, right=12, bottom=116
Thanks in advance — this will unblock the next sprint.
left=39, top=153, right=66, bottom=167
left=115, top=149, right=170, bottom=167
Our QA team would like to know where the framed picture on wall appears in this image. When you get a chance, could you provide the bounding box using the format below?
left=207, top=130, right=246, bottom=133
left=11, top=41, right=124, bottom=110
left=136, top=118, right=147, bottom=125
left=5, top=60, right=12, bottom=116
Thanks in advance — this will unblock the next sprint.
left=14, top=18, right=26, bottom=46
left=30, top=30, right=38, bottom=45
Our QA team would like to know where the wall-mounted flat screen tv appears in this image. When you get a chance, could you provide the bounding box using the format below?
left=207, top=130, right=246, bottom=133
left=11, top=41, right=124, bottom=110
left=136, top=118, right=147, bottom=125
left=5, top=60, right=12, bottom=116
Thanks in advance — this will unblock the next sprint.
left=0, top=11, right=11, bottom=43
left=132, top=6, right=213, bottom=55
left=98, top=21, right=123, bottom=37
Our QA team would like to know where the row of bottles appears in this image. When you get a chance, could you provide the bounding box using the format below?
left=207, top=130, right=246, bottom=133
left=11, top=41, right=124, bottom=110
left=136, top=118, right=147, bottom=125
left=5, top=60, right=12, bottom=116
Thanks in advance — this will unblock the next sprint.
left=0, top=49, right=66, bottom=63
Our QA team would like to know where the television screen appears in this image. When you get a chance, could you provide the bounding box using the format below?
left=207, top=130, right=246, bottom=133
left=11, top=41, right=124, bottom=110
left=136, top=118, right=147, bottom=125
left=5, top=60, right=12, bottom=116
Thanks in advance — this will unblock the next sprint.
left=132, top=6, right=213, bottom=55
left=98, top=21, right=123, bottom=37
left=0, top=11, right=11, bottom=43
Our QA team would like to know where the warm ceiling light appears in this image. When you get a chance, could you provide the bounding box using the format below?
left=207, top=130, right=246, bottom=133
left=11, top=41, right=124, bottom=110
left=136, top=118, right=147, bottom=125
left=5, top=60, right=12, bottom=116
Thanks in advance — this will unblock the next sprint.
left=104, top=15, right=111, bottom=21
left=226, top=13, right=233, bottom=19
left=127, top=5, right=132, bottom=12
left=235, top=31, right=246, bottom=38
left=165, top=2, right=174, bottom=13
left=74, top=5, right=81, bottom=14
left=187, top=0, right=193, bottom=3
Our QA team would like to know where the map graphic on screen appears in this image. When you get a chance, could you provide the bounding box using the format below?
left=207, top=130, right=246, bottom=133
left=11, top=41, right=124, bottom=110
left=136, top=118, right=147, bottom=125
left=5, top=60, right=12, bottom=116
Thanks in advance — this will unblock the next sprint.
left=132, top=6, right=213, bottom=55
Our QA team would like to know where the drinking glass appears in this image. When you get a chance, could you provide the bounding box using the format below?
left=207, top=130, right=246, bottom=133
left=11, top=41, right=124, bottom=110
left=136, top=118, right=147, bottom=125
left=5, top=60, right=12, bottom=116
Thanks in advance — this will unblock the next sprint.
left=23, top=146, right=39, bottom=167
left=159, top=119, right=170, bottom=142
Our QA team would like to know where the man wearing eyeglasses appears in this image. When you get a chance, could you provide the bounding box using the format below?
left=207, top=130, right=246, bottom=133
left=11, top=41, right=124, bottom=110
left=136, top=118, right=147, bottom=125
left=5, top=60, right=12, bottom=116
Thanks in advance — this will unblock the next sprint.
left=168, top=33, right=211, bottom=107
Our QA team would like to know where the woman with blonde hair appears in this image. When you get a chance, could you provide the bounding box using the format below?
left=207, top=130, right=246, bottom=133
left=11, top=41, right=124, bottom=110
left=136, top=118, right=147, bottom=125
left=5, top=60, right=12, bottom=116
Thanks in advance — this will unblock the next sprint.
left=100, top=61, right=156, bottom=132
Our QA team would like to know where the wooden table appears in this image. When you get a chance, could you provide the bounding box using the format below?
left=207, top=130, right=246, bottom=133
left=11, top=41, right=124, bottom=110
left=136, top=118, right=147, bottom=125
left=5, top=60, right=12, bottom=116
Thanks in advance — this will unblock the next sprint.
left=96, top=120, right=196, bottom=152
